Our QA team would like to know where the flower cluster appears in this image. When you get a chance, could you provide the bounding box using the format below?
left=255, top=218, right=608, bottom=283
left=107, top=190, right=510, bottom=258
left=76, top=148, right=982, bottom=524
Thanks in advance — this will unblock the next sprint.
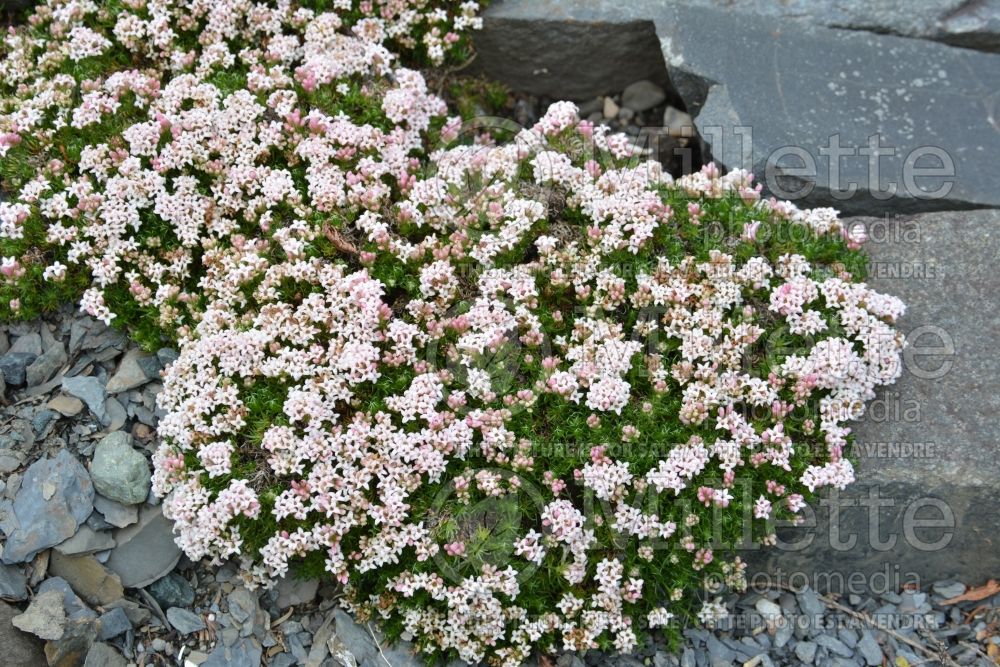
left=0, top=3, right=905, bottom=666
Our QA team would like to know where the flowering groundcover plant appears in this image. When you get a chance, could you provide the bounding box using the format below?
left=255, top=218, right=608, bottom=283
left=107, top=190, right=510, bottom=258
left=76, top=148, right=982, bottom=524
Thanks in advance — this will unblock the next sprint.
left=0, top=2, right=905, bottom=665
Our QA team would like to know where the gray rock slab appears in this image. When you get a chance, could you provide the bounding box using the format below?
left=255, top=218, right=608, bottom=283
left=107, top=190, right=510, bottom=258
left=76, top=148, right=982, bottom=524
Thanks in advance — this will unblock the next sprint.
left=25, top=340, right=66, bottom=387
left=474, top=1, right=1000, bottom=213
left=471, top=7, right=671, bottom=99
left=37, top=576, right=98, bottom=622
left=657, top=0, right=1000, bottom=54
left=1, top=449, right=94, bottom=564
left=202, top=636, right=262, bottom=667
left=105, top=348, right=160, bottom=394
left=167, top=607, right=205, bottom=635
left=84, top=642, right=127, bottom=667
left=12, top=588, right=66, bottom=640
left=331, top=608, right=423, bottom=667
left=147, top=572, right=195, bottom=609
left=0, top=601, right=46, bottom=665
left=62, top=375, right=108, bottom=424
left=96, top=607, right=131, bottom=640
left=93, top=495, right=138, bottom=529
left=749, top=210, right=1000, bottom=586
left=0, top=562, right=27, bottom=601
left=54, top=525, right=116, bottom=556
left=9, top=332, right=40, bottom=356
left=274, top=574, right=319, bottom=610
left=104, top=504, right=181, bottom=588
left=0, top=353, right=36, bottom=386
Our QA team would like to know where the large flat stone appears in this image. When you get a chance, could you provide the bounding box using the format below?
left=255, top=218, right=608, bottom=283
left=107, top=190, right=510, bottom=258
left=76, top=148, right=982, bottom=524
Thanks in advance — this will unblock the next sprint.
left=104, top=505, right=181, bottom=588
left=474, top=1, right=1000, bottom=214
left=1, top=450, right=94, bottom=564
left=748, top=210, right=1000, bottom=587
left=650, top=0, right=1000, bottom=54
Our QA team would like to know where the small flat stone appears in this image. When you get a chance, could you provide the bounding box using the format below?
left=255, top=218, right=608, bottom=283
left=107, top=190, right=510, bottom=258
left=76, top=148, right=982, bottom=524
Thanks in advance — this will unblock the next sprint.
left=621, top=79, right=666, bottom=111
left=61, top=376, right=108, bottom=423
left=84, top=642, right=127, bottom=667
left=55, top=525, right=116, bottom=556
left=104, top=599, right=150, bottom=628
left=797, top=588, right=826, bottom=618
left=97, top=607, right=131, bottom=640
left=103, top=397, right=127, bottom=433
left=104, top=505, right=181, bottom=588
left=49, top=551, right=124, bottom=607
left=857, top=630, right=883, bottom=666
left=147, top=572, right=195, bottom=610
left=202, top=636, right=262, bottom=667
left=167, top=607, right=206, bottom=635
left=1, top=450, right=94, bottom=564
left=31, top=409, right=58, bottom=439
left=9, top=332, right=41, bottom=356
left=25, top=341, right=66, bottom=387
left=12, top=588, right=67, bottom=641
left=0, top=353, right=37, bottom=386
left=92, top=495, right=138, bottom=529
left=602, top=96, right=620, bottom=119
left=228, top=587, right=258, bottom=624
left=156, top=348, right=178, bottom=368
left=933, top=581, right=967, bottom=599
left=275, top=575, right=319, bottom=610
left=815, top=633, right=854, bottom=658
left=754, top=598, right=782, bottom=623
left=89, top=432, right=150, bottom=505
left=793, top=641, right=817, bottom=664
left=47, top=395, right=84, bottom=417
left=105, top=349, right=161, bottom=394
left=0, top=563, right=28, bottom=601
left=0, top=451, right=23, bottom=474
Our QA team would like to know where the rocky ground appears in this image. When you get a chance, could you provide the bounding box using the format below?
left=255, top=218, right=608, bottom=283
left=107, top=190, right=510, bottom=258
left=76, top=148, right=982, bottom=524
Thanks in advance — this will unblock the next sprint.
left=1, top=308, right=997, bottom=667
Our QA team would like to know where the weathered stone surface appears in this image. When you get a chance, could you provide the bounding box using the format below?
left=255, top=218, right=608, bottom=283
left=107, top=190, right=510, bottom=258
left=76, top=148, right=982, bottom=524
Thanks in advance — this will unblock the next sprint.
left=96, top=607, right=131, bottom=640
left=12, top=588, right=67, bottom=640
left=471, top=7, right=670, bottom=99
left=0, top=562, right=27, bottom=600
left=475, top=1, right=1000, bottom=213
left=9, top=332, right=40, bottom=356
left=147, top=572, right=194, bottom=609
left=61, top=375, right=107, bottom=423
left=25, top=340, right=66, bottom=387
left=84, top=642, right=127, bottom=667
left=621, top=79, right=666, bottom=112
left=47, top=394, right=84, bottom=417
left=274, top=574, right=319, bottom=610
left=104, top=505, right=181, bottom=588
left=202, top=637, right=262, bottom=667
left=1, top=449, right=94, bottom=564
left=679, top=0, right=1000, bottom=54
left=331, top=608, right=423, bottom=667
left=89, top=432, right=150, bottom=505
left=0, top=600, right=47, bottom=665
left=45, top=617, right=96, bottom=667
left=749, top=210, right=1000, bottom=585
left=0, top=352, right=36, bottom=386
left=105, top=348, right=160, bottom=393
left=49, top=552, right=124, bottom=607
left=167, top=606, right=205, bottom=635
left=37, top=577, right=98, bottom=622
left=92, top=495, right=138, bottom=529
left=54, top=525, right=116, bottom=556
